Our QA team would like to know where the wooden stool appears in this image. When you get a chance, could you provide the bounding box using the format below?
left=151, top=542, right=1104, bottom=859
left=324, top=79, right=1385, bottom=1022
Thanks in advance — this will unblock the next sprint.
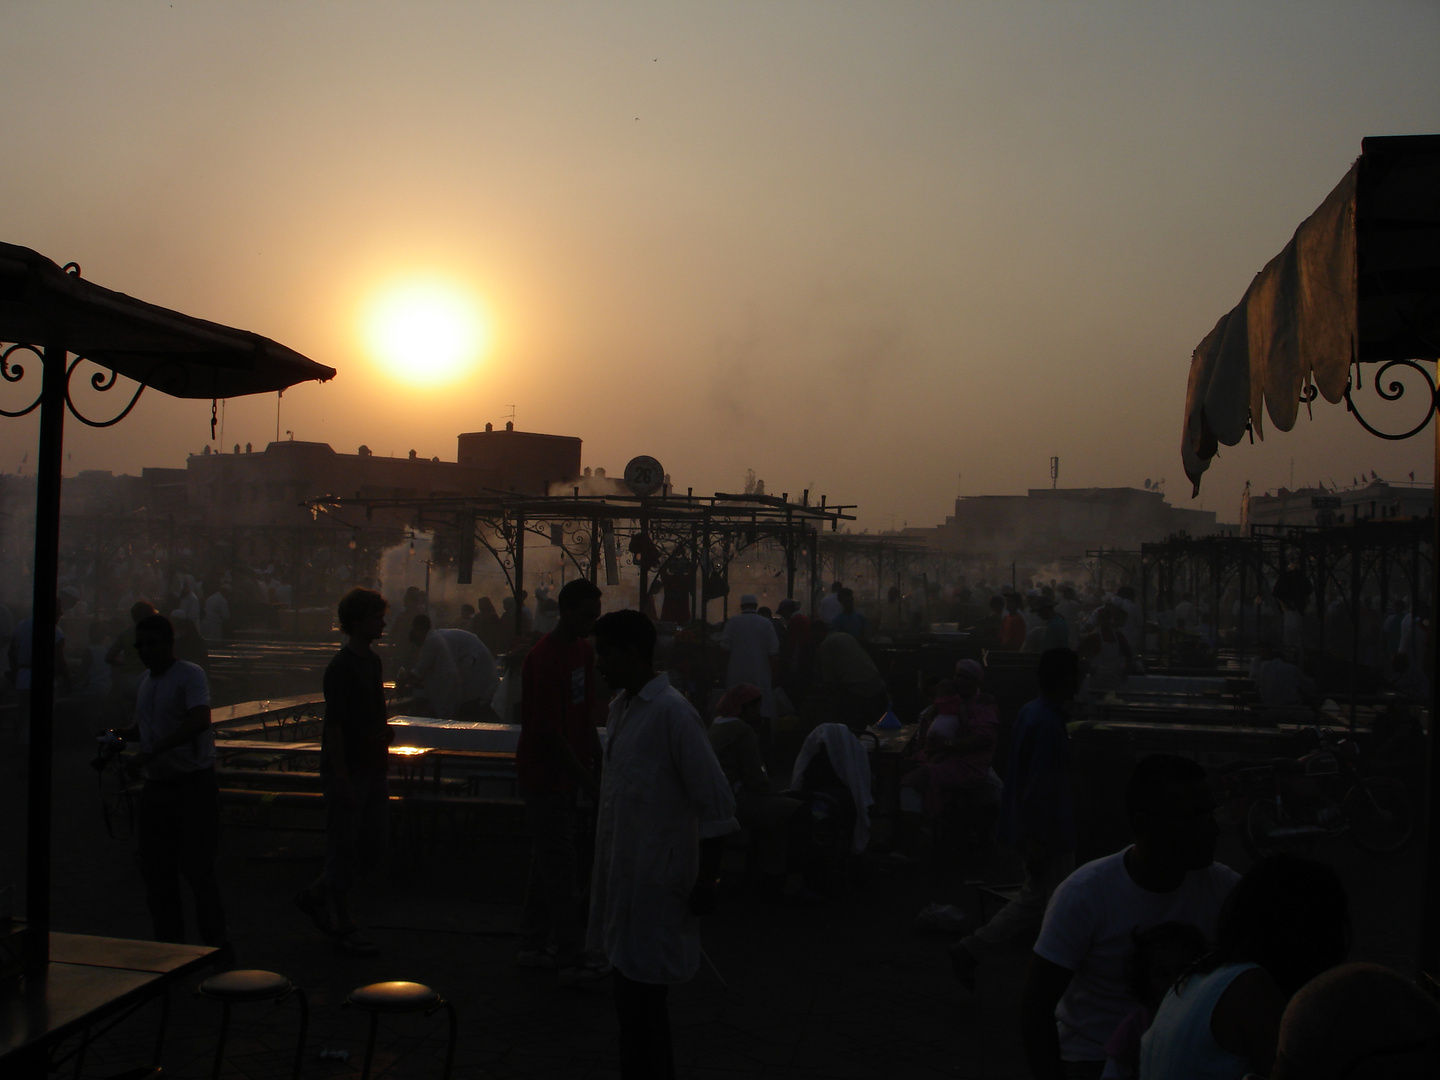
left=345, top=981, right=457, bottom=1080
left=196, top=969, right=308, bottom=1080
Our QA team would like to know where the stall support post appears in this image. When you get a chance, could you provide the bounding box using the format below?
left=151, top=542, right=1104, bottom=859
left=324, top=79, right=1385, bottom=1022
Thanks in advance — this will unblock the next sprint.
left=784, top=509, right=795, bottom=601
left=513, top=510, right=526, bottom=637
left=1348, top=538, right=1361, bottom=730
left=25, top=331, right=68, bottom=972
left=697, top=515, right=710, bottom=627
left=1237, top=554, right=1247, bottom=664
left=1420, top=414, right=1440, bottom=986
left=808, top=531, right=820, bottom=619
left=636, top=514, right=648, bottom=612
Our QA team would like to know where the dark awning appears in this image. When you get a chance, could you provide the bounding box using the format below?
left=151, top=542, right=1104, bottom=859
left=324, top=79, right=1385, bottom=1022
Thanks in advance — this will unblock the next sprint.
left=1181, top=135, right=1440, bottom=494
left=0, top=241, right=335, bottom=397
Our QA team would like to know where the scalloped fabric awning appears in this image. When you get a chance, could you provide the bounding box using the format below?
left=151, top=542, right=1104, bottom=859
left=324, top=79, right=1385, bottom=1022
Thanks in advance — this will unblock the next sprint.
left=1181, top=165, right=1357, bottom=496
left=0, top=241, right=335, bottom=398
left=1182, top=135, right=1440, bottom=496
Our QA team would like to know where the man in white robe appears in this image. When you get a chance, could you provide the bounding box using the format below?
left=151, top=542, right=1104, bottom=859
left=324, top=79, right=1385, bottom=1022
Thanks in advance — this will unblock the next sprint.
left=588, top=610, right=738, bottom=1080
left=718, top=593, right=779, bottom=719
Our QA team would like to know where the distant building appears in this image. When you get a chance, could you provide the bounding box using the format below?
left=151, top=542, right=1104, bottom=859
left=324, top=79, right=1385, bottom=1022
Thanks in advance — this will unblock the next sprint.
left=184, top=426, right=588, bottom=529
left=185, top=440, right=502, bottom=529
left=899, top=487, right=1229, bottom=562
left=456, top=422, right=582, bottom=495
left=1244, top=479, right=1433, bottom=529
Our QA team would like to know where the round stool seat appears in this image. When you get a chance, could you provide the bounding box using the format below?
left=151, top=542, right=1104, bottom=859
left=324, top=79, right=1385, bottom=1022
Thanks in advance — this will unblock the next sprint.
left=199, top=969, right=292, bottom=1002
left=347, top=981, right=440, bottom=1014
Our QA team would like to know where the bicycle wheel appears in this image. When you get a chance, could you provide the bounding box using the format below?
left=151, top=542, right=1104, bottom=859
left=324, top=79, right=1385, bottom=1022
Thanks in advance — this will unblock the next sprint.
left=1344, top=777, right=1415, bottom=855
left=1242, top=797, right=1283, bottom=859
left=1243, top=796, right=1321, bottom=860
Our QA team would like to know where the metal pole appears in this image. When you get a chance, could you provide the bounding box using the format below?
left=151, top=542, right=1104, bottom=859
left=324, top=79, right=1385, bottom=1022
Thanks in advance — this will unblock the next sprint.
left=1419, top=411, right=1440, bottom=985
left=1238, top=548, right=1247, bottom=665
left=698, top=514, right=710, bottom=627
left=1349, top=535, right=1361, bottom=732
left=784, top=509, right=795, bottom=601
left=513, top=510, right=525, bottom=637
left=589, top=516, right=600, bottom=585
left=637, top=513, right=648, bottom=612
left=808, top=530, right=819, bottom=620
left=25, top=332, right=68, bottom=972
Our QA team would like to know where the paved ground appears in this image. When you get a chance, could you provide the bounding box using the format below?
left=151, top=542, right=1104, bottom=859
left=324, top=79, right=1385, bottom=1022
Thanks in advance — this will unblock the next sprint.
left=1, top=705, right=1427, bottom=1079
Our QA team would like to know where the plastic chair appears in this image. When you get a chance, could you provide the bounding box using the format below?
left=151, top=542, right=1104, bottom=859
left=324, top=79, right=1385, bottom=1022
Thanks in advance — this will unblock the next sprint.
left=345, top=981, right=457, bottom=1080
left=196, top=969, right=308, bottom=1080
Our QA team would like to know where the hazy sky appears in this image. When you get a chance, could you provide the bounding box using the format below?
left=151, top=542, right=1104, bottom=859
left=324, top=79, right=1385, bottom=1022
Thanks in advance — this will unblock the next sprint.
left=2, top=2, right=1436, bottom=529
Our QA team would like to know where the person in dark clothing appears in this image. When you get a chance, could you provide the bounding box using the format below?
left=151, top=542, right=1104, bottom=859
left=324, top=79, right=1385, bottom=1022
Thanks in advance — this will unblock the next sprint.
left=515, top=578, right=610, bottom=983
left=1272, top=562, right=1312, bottom=616
left=296, top=587, right=391, bottom=955
left=969, top=595, right=1007, bottom=650
left=950, top=648, right=1081, bottom=992
left=707, top=683, right=802, bottom=890
left=123, top=613, right=228, bottom=950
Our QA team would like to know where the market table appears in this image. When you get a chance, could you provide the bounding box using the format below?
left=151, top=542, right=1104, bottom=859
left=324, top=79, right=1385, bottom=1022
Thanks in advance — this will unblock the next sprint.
left=0, top=929, right=218, bottom=1076
left=386, top=717, right=521, bottom=752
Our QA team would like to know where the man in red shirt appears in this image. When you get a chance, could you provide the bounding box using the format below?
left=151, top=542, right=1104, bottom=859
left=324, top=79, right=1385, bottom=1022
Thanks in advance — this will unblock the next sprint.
left=1000, top=592, right=1028, bottom=650
left=516, top=578, right=609, bottom=983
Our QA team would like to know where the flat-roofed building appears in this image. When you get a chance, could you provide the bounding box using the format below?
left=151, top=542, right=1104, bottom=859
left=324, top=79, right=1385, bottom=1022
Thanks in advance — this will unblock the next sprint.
left=455, top=422, right=582, bottom=495
left=900, top=486, right=1228, bottom=563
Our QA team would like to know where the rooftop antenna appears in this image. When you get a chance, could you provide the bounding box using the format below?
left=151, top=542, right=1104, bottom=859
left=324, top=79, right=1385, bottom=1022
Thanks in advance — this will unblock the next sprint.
left=504, top=404, right=517, bottom=428
left=1050, top=456, right=1059, bottom=490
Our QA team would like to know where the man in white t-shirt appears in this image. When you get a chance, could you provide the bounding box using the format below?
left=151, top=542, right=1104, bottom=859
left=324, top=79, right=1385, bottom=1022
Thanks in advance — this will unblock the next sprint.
left=818, top=582, right=844, bottom=627
left=123, top=613, right=228, bottom=949
left=1020, top=754, right=1239, bottom=1079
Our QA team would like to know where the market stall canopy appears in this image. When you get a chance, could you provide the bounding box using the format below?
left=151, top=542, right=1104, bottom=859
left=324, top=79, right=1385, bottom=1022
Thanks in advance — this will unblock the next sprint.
left=0, top=241, right=335, bottom=396
left=1182, top=135, right=1440, bottom=495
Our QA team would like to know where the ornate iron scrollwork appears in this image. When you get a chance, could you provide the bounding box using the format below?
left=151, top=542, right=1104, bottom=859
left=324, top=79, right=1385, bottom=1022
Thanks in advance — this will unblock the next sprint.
left=64, top=355, right=148, bottom=428
left=1343, top=359, right=1439, bottom=442
left=0, top=343, right=155, bottom=427
left=0, top=344, right=45, bottom=417
left=518, top=517, right=592, bottom=578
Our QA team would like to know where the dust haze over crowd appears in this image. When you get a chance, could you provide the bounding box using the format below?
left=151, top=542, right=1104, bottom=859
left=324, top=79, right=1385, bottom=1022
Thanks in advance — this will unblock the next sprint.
left=0, top=2, right=1436, bottom=529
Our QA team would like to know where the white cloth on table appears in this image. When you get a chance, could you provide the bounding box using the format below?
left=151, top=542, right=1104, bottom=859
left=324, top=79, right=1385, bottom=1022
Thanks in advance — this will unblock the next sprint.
left=434, top=628, right=499, bottom=705
left=789, top=722, right=874, bottom=854
left=719, top=611, right=779, bottom=718
left=587, top=673, right=737, bottom=986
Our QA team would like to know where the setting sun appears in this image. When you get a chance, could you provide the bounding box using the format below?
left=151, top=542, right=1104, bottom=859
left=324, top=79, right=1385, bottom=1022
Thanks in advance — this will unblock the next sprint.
left=364, top=279, right=488, bottom=386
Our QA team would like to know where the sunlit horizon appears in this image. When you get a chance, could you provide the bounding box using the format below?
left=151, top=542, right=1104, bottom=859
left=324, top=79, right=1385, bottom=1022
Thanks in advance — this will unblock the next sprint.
left=0, top=2, right=1434, bottom=528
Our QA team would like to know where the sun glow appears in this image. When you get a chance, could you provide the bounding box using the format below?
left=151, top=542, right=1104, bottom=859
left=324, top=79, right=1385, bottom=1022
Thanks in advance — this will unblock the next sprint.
left=364, top=279, right=488, bottom=386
